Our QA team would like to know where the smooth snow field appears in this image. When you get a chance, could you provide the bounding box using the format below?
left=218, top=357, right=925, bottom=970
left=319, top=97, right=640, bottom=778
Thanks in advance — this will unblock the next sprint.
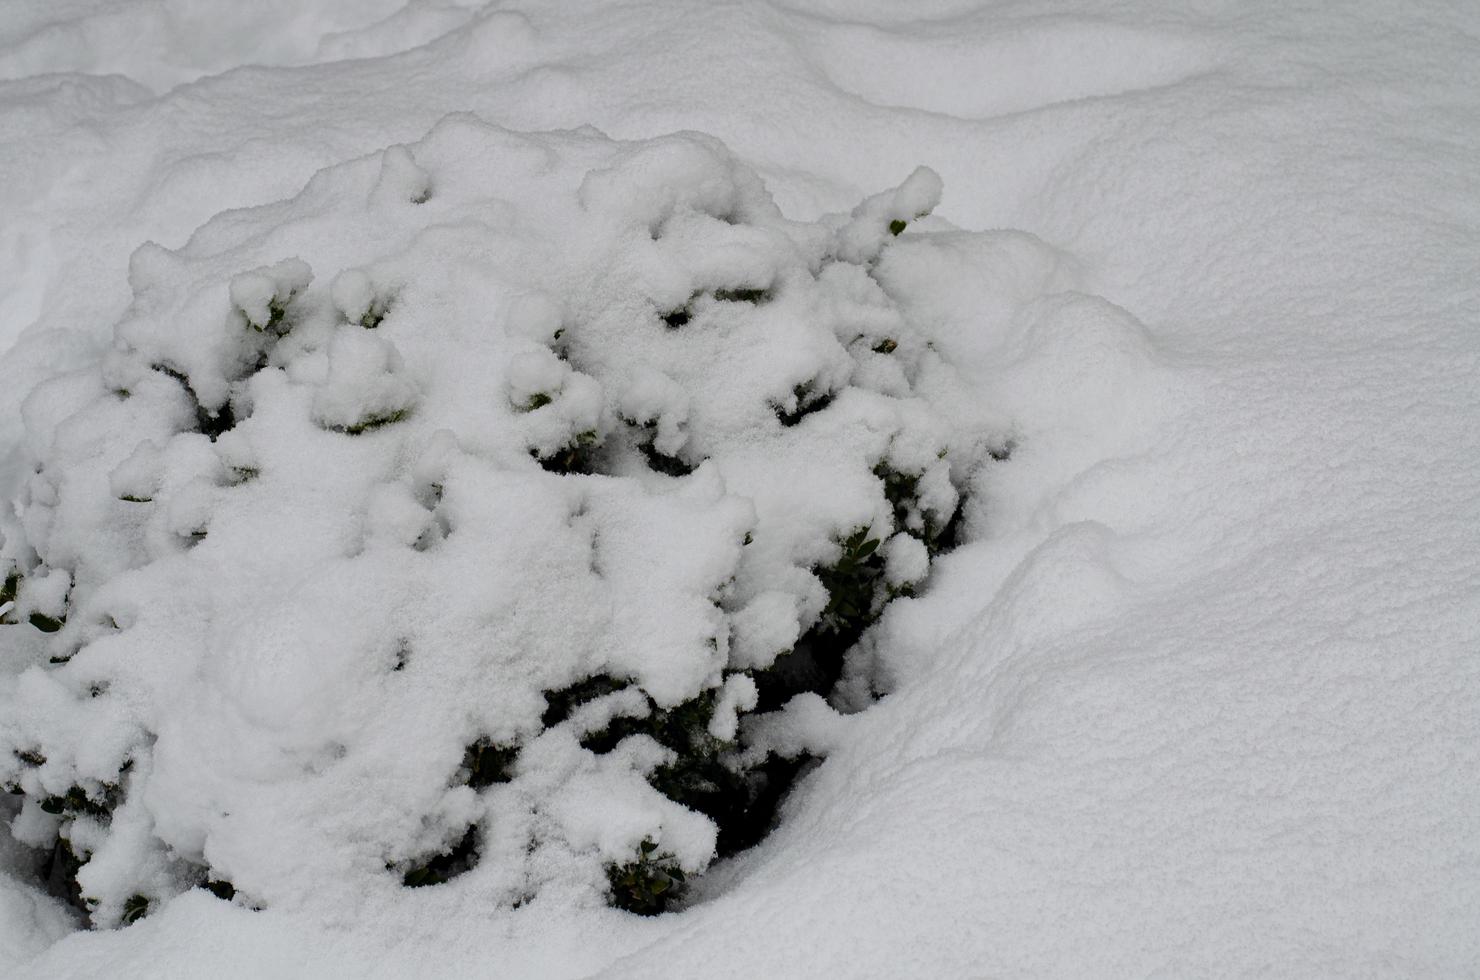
left=2, top=1, right=1478, bottom=977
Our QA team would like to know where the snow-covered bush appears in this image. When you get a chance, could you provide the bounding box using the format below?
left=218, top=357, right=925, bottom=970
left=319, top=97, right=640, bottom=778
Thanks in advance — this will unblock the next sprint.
left=0, top=117, right=1012, bottom=926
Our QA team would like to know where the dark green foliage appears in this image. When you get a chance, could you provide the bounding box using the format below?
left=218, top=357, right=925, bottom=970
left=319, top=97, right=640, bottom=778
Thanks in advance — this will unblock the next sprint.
left=662, top=285, right=768, bottom=328
left=541, top=674, right=627, bottom=727
left=37, top=778, right=124, bottom=820
left=121, top=894, right=150, bottom=925
left=14, top=748, right=45, bottom=767
left=401, top=824, right=479, bottom=888
left=245, top=295, right=293, bottom=335
left=872, top=337, right=898, bottom=354
left=888, top=219, right=907, bottom=236
left=569, top=684, right=717, bottom=759
left=544, top=683, right=781, bottom=858
left=19, top=758, right=135, bottom=921
left=460, top=739, right=517, bottom=788
left=753, top=525, right=886, bottom=713
left=521, top=392, right=553, bottom=412
left=816, top=526, right=885, bottom=636
left=774, top=381, right=835, bottom=427
left=872, top=460, right=970, bottom=557
left=406, top=445, right=966, bottom=912
left=263, top=303, right=287, bottom=334
left=0, top=570, right=22, bottom=628
left=760, top=462, right=972, bottom=710
left=35, top=761, right=130, bottom=826
left=40, top=837, right=85, bottom=913
left=355, top=303, right=386, bottom=330
left=874, top=461, right=926, bottom=539
left=541, top=677, right=779, bottom=856
left=151, top=364, right=236, bottom=441
left=613, top=417, right=692, bottom=477
left=334, top=408, right=410, bottom=436
left=534, top=429, right=600, bottom=475
left=623, top=414, right=695, bottom=476
left=712, top=287, right=770, bottom=304
left=606, top=839, right=687, bottom=915
left=638, top=441, right=694, bottom=477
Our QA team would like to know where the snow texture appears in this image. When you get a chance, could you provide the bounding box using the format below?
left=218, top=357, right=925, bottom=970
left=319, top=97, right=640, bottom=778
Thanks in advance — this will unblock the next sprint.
left=2, top=0, right=1478, bottom=977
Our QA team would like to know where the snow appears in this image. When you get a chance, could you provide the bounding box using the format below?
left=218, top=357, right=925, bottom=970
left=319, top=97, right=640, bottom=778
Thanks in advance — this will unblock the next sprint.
left=2, top=0, right=1478, bottom=977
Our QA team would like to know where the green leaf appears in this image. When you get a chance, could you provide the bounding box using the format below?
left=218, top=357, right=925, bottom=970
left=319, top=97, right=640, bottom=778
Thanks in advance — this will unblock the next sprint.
left=122, top=894, right=149, bottom=925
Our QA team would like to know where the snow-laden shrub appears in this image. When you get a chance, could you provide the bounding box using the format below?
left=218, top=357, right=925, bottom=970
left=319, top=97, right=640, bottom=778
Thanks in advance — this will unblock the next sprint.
left=0, top=117, right=1014, bottom=925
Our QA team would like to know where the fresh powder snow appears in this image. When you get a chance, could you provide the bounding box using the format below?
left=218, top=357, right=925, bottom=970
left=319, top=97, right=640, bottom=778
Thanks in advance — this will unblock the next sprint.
left=1, top=1, right=1477, bottom=977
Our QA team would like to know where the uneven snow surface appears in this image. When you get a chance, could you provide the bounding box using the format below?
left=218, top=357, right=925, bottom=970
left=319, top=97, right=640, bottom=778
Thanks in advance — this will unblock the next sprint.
left=2, top=1, right=1478, bottom=977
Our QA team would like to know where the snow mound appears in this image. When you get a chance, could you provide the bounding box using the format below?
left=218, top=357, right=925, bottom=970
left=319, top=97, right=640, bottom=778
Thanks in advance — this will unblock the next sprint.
left=0, top=115, right=1070, bottom=929
left=0, top=1, right=482, bottom=94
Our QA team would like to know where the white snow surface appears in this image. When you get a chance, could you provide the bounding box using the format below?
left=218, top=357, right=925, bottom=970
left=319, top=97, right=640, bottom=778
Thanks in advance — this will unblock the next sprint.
left=1, top=0, right=1478, bottom=976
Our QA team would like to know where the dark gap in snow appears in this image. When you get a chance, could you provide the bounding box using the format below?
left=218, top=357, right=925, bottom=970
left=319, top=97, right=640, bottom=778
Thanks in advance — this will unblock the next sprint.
left=401, top=824, right=479, bottom=888
left=607, top=838, right=688, bottom=915
left=121, top=894, right=150, bottom=925
left=28, top=611, right=65, bottom=633
left=754, top=526, right=885, bottom=713
left=637, top=439, right=696, bottom=477
left=532, top=430, right=602, bottom=475
left=541, top=674, right=627, bottom=728
left=40, top=837, right=87, bottom=915
left=0, top=569, right=18, bottom=619
left=774, top=381, right=835, bottom=427
left=662, top=286, right=769, bottom=330
left=11, top=758, right=136, bottom=922
left=932, top=495, right=968, bottom=556
left=202, top=878, right=236, bottom=902
left=538, top=674, right=817, bottom=868
left=151, top=363, right=237, bottom=440
left=459, top=738, right=518, bottom=788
